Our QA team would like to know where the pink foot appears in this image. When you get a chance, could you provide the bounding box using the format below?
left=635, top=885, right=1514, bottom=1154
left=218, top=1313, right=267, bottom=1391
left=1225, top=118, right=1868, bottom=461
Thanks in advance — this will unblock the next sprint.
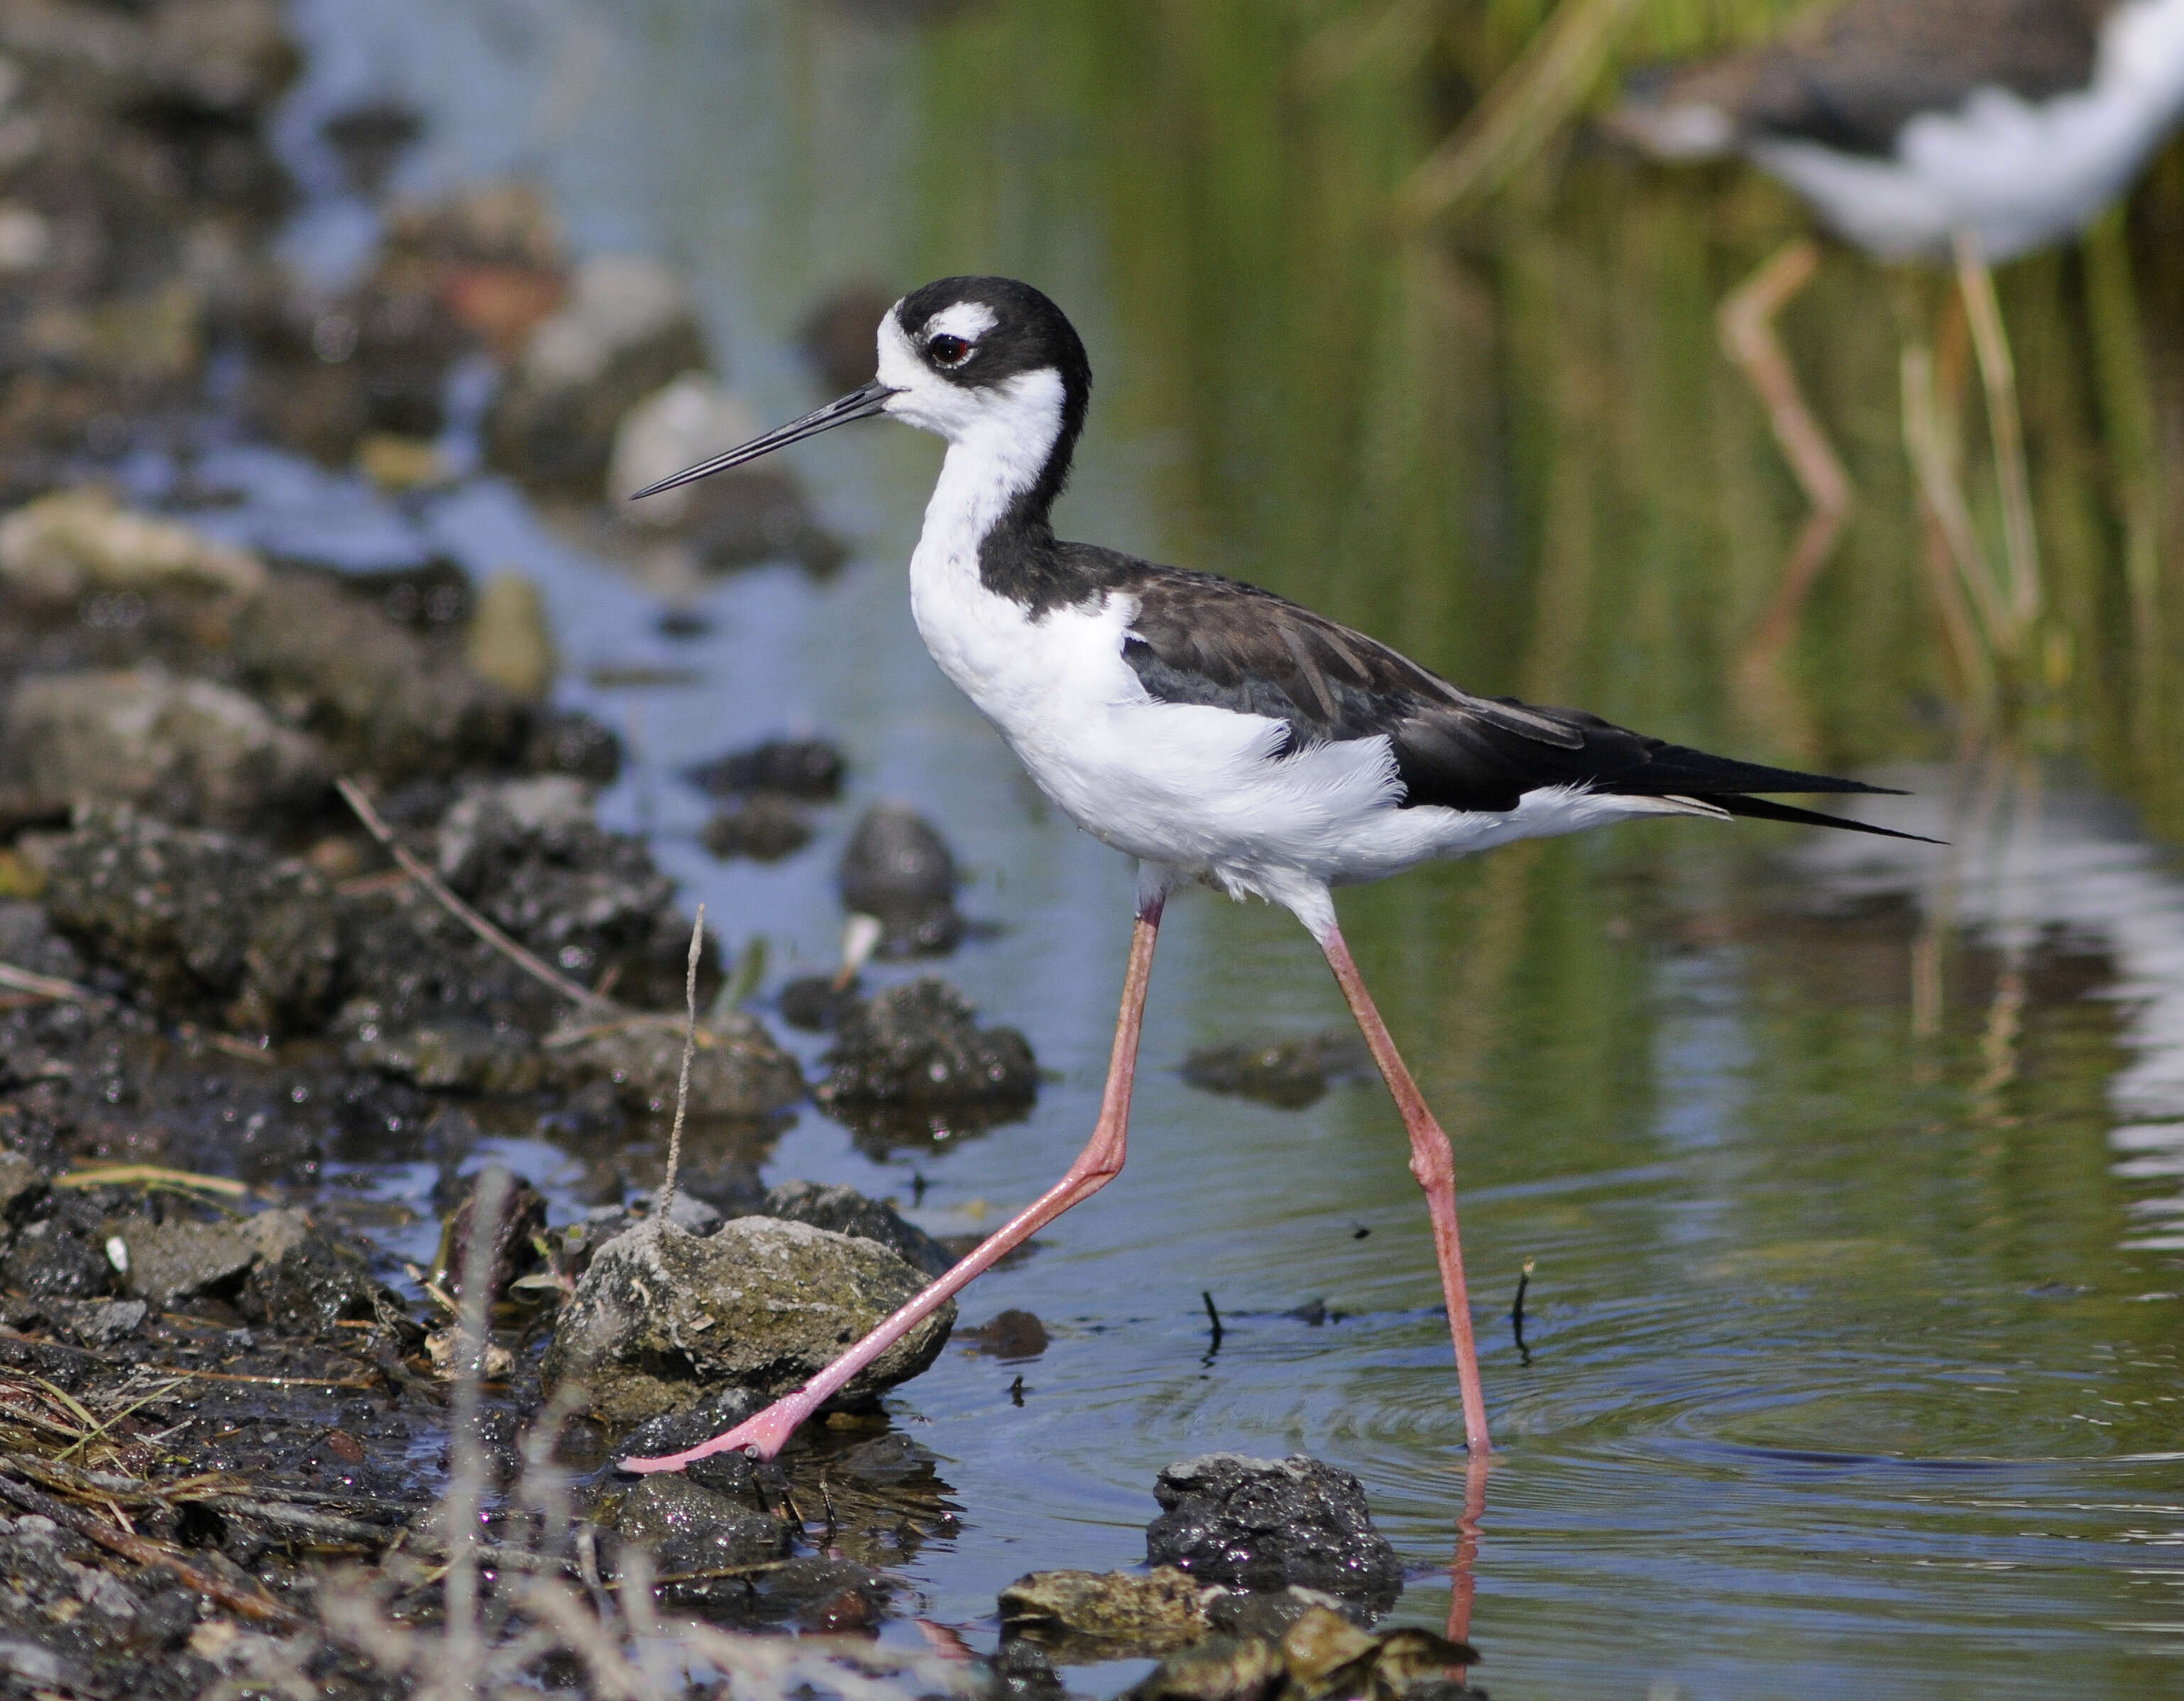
left=618, top=1391, right=817, bottom=1472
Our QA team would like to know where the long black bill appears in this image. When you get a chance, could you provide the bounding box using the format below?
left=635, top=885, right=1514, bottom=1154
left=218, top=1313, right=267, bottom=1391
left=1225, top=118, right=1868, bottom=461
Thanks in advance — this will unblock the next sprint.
left=627, top=380, right=898, bottom=501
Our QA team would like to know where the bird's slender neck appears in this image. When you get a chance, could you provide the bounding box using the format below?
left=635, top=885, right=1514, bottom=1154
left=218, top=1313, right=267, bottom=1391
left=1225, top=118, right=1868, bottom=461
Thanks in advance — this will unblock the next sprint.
left=916, top=366, right=1083, bottom=604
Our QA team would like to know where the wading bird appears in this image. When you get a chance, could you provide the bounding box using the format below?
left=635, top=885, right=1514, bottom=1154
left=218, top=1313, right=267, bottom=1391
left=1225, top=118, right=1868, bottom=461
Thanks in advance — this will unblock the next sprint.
left=1610, top=0, right=2184, bottom=692
left=620, top=275, right=1925, bottom=1473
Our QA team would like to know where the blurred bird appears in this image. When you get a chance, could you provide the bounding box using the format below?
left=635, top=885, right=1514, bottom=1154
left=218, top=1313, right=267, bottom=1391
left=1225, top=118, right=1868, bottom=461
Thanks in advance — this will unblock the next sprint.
left=614, top=275, right=1929, bottom=1473
left=1611, top=0, right=2184, bottom=694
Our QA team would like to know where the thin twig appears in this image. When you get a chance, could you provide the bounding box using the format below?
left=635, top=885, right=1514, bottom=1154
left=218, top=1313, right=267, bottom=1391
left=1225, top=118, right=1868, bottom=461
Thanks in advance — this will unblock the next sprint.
left=654, top=905, right=705, bottom=1230
left=0, top=961, right=111, bottom=1007
left=336, top=777, right=614, bottom=1014
left=442, top=1165, right=511, bottom=1700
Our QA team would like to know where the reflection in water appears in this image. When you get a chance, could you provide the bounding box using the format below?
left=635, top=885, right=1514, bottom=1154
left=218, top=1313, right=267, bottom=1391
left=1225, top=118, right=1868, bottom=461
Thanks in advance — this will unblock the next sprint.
left=1810, top=760, right=2184, bottom=1251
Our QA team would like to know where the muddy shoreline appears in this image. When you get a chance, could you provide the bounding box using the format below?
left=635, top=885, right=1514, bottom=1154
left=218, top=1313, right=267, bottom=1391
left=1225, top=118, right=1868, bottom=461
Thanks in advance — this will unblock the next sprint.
left=0, top=6, right=1478, bottom=1697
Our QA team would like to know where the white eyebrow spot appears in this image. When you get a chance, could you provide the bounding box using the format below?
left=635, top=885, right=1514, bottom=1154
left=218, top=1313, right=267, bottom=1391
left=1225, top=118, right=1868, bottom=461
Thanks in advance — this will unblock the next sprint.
left=925, top=301, right=998, bottom=341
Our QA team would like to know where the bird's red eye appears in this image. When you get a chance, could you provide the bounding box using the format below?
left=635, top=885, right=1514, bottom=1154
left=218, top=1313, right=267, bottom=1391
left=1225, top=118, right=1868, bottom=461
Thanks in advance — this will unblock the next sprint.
left=927, top=334, right=972, bottom=366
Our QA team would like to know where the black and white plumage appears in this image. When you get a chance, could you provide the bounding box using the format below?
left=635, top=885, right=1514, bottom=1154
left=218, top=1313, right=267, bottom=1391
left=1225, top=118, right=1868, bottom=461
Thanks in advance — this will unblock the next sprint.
left=620, top=275, right=1926, bottom=1474
left=1610, top=0, right=2184, bottom=261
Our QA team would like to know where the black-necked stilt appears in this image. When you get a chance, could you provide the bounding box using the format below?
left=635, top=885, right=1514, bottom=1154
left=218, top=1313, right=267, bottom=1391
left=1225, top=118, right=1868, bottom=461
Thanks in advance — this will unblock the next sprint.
left=1610, top=0, right=2184, bottom=690
left=619, top=275, right=1927, bottom=1472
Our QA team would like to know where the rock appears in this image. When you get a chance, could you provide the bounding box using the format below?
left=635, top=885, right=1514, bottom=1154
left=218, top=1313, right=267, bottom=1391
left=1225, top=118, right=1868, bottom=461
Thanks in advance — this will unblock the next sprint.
left=613, top=1475, right=791, bottom=1573
left=0, top=1149, right=46, bottom=1220
left=680, top=468, right=844, bottom=574
left=343, top=1016, right=545, bottom=1095
left=463, top=571, right=556, bottom=701
left=541, top=1215, right=954, bottom=1426
left=1180, top=1032, right=1376, bottom=1110
left=613, top=1386, right=781, bottom=1501
left=1202, top=1587, right=1360, bottom=1643
left=3, top=669, right=331, bottom=829
left=759, top=1179, right=953, bottom=1278
left=838, top=803, right=962, bottom=955
left=817, top=978, right=1036, bottom=1110
left=0, top=901, right=83, bottom=983
left=611, top=373, right=759, bottom=520
left=800, top=285, right=893, bottom=395
left=231, top=574, right=524, bottom=780
left=320, top=101, right=422, bottom=199
left=0, top=1213, right=110, bottom=1298
left=240, top=274, right=470, bottom=463
left=29, top=804, right=341, bottom=1034
left=524, top=709, right=623, bottom=784
left=989, top=1639, right=1067, bottom=1701
left=118, top=1216, right=256, bottom=1307
left=701, top=796, right=813, bottom=863
left=0, top=488, right=265, bottom=603
left=1146, top=1455, right=1403, bottom=1612
left=687, top=738, right=845, bottom=802
left=1121, top=1636, right=1284, bottom=1701
left=545, top=1013, right=803, bottom=1120
left=962, top=1308, right=1048, bottom=1360
left=4, top=1296, right=147, bottom=1349
left=999, top=1567, right=1214, bottom=1659
left=777, top=973, right=860, bottom=1032
left=671, top=1554, right=892, bottom=1630
left=434, top=777, right=717, bottom=1009
left=236, top=1209, right=378, bottom=1335
left=484, top=254, right=710, bottom=493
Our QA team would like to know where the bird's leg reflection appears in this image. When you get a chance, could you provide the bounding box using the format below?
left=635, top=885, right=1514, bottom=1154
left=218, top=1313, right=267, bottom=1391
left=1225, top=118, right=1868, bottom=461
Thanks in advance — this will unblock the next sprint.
left=1447, top=1450, right=1491, bottom=1650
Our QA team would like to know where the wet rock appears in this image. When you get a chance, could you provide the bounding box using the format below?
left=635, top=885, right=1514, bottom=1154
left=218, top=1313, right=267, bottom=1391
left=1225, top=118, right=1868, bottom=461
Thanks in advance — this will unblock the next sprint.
left=1203, top=1587, right=1361, bottom=1643
left=0, top=1149, right=47, bottom=1220
left=1, top=1296, right=147, bottom=1349
left=800, top=285, right=893, bottom=395
left=29, top=804, right=340, bottom=1034
left=0, top=902, right=83, bottom=984
left=0, top=489, right=264, bottom=604
left=463, top=571, right=556, bottom=701
left=701, top=795, right=813, bottom=863
left=231, top=574, right=524, bottom=780
left=236, top=1208, right=378, bottom=1335
left=688, top=738, right=846, bottom=802
left=485, top=254, right=710, bottom=493
left=524, top=707, right=624, bottom=784
left=3, top=669, right=331, bottom=829
left=320, top=101, right=422, bottom=199
left=777, top=973, right=860, bottom=1032
left=1124, top=1606, right=1478, bottom=1701
left=1122, top=1635, right=1285, bottom=1701
left=962, top=1308, right=1048, bottom=1360
left=999, top=1566, right=1215, bottom=1659
left=435, top=777, right=717, bottom=1009
left=817, top=978, right=1036, bottom=1110
left=759, top=1179, right=953, bottom=1278
left=838, top=803, right=962, bottom=955
left=117, top=1215, right=256, bottom=1307
left=1182, top=1032, right=1376, bottom=1110
left=614, top=1386, right=782, bottom=1500
left=545, top=1013, right=803, bottom=1120
left=1146, top=1455, right=1403, bottom=1612
left=541, top=1215, right=955, bottom=1426
left=989, top=1639, right=1068, bottom=1701
left=681, top=466, right=845, bottom=574
left=613, top=1475, right=792, bottom=1573
left=0, top=1213, right=111, bottom=1298
left=342, top=1015, right=545, bottom=1095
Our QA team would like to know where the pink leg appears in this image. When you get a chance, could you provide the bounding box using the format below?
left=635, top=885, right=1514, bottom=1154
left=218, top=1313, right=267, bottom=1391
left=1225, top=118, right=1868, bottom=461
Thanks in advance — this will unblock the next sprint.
left=1320, top=924, right=1491, bottom=1455
left=622, top=896, right=1165, bottom=1470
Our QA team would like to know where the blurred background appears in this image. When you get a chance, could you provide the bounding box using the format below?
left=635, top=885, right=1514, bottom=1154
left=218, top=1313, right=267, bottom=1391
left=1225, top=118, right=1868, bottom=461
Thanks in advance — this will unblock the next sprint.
left=1, top=0, right=2181, bottom=1696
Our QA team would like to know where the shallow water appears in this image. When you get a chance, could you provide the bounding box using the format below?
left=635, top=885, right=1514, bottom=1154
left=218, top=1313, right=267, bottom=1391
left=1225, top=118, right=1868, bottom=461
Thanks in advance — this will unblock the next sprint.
left=233, top=3, right=2184, bottom=1695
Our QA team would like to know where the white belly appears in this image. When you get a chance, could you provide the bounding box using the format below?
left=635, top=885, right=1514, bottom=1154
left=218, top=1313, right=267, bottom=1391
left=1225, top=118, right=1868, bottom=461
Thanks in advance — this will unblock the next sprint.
left=907, top=547, right=1670, bottom=916
left=1753, top=0, right=2184, bottom=262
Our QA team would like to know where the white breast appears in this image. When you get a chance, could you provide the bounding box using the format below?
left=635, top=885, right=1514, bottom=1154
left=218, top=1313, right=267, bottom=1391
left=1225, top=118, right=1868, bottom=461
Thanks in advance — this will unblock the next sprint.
left=1752, top=0, right=2184, bottom=261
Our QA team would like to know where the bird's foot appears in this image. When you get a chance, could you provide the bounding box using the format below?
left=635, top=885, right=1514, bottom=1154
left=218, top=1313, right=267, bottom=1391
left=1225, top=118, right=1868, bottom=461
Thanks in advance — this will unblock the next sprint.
left=618, top=1389, right=817, bottom=1472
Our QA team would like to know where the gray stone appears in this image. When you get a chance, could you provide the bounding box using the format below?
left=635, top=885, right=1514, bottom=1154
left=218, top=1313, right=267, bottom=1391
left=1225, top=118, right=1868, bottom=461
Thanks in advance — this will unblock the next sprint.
left=613, top=1475, right=790, bottom=1573
left=838, top=803, right=961, bottom=955
left=0, top=902, right=84, bottom=983
left=546, top=1014, right=803, bottom=1120
left=817, top=977, right=1036, bottom=1108
left=342, top=1014, right=545, bottom=1095
left=0, top=1149, right=47, bottom=1220
left=4, top=670, right=331, bottom=828
left=542, top=1215, right=953, bottom=1426
left=759, top=1179, right=953, bottom=1277
left=119, top=1217, right=256, bottom=1307
left=0, top=489, right=265, bottom=603
left=999, top=1567, right=1216, bottom=1659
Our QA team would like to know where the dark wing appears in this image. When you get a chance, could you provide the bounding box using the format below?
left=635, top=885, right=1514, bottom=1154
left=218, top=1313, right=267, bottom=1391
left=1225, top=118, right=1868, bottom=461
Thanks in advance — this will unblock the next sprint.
left=1620, top=0, right=2104, bottom=158
left=1102, top=549, right=1931, bottom=843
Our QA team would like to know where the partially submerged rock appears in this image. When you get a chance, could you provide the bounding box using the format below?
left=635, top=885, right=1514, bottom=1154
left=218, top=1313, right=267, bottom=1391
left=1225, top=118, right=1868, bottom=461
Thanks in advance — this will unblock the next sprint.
left=816, top=977, right=1036, bottom=1110
left=116, top=1207, right=377, bottom=1334
left=701, top=794, right=813, bottom=863
left=1124, top=1607, right=1480, bottom=1701
left=1146, top=1455, right=1404, bottom=1612
left=1000, top=1566, right=1215, bottom=1659
left=838, top=802, right=962, bottom=955
left=4, top=669, right=331, bottom=829
left=688, top=736, right=845, bottom=801
left=613, top=1474, right=792, bottom=1573
left=962, top=1308, right=1048, bottom=1359
left=541, top=1215, right=953, bottom=1426
left=1182, top=1032, right=1376, bottom=1110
